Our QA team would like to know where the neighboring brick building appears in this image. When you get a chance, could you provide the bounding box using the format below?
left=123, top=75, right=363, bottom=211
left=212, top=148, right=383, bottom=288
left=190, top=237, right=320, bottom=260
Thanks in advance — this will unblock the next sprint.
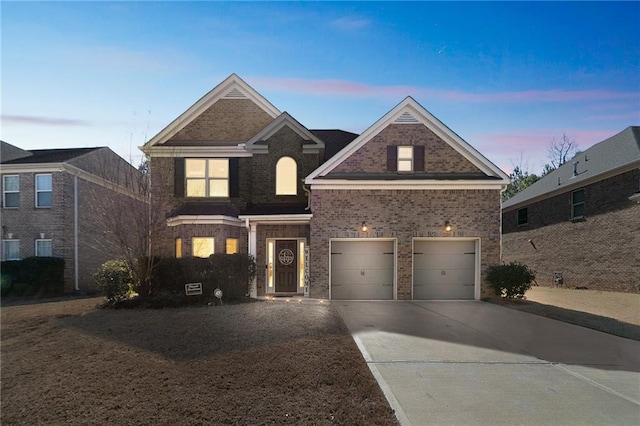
left=502, top=127, right=640, bottom=293
left=1, top=142, right=146, bottom=292
left=142, top=74, right=509, bottom=300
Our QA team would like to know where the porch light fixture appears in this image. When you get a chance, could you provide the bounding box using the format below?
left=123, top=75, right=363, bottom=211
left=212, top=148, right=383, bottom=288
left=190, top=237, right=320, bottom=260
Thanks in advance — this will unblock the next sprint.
left=361, top=221, right=368, bottom=232
left=444, top=221, right=452, bottom=232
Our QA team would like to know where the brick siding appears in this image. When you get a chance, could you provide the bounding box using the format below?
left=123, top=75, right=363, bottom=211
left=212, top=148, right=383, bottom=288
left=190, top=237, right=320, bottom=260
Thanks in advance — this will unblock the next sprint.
left=331, top=124, right=483, bottom=175
left=309, top=189, right=502, bottom=299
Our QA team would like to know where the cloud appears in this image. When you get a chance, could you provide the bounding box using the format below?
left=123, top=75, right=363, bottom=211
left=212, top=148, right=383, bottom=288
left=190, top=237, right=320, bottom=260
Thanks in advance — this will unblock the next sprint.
left=251, top=77, right=639, bottom=104
left=330, top=16, right=371, bottom=31
left=582, top=112, right=640, bottom=121
left=2, top=115, right=91, bottom=127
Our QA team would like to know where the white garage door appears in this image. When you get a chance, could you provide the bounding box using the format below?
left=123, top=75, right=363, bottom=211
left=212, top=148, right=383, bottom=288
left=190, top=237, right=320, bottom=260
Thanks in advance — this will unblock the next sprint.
left=331, top=240, right=395, bottom=300
left=413, top=240, right=476, bottom=300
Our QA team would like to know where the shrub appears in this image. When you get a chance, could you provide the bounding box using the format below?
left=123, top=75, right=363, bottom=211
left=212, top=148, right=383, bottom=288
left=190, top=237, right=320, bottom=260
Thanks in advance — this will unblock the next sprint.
left=486, top=262, right=536, bottom=299
left=94, top=260, right=133, bottom=303
left=0, top=257, right=65, bottom=296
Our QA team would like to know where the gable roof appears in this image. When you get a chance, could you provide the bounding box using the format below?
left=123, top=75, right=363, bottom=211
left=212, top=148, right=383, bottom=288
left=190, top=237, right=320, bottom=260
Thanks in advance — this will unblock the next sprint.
left=245, top=112, right=325, bottom=150
left=142, top=74, right=281, bottom=150
left=1, top=146, right=101, bottom=165
left=306, top=96, right=509, bottom=184
left=503, top=126, right=640, bottom=210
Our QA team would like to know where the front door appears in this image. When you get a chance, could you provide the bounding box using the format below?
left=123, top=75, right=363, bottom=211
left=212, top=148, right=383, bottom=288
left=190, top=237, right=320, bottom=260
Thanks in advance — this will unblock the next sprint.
left=275, top=240, right=298, bottom=292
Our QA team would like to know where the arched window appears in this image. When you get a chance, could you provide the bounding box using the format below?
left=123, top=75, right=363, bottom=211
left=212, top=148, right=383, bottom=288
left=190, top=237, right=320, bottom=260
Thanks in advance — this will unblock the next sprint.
left=276, top=157, right=297, bottom=195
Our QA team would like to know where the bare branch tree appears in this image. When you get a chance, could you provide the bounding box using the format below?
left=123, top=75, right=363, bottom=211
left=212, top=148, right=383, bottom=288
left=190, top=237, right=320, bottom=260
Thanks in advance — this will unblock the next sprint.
left=548, top=134, right=579, bottom=169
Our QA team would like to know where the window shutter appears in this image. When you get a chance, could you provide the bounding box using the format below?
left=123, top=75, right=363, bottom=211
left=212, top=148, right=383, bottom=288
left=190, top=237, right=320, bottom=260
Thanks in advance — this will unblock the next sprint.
left=386, top=146, right=397, bottom=171
left=229, top=158, right=240, bottom=198
left=174, top=158, right=185, bottom=198
left=414, top=145, right=425, bottom=171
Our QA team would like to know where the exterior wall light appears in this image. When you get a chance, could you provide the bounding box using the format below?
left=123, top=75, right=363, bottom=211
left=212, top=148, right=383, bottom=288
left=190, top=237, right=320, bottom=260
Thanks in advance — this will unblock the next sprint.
left=361, top=221, right=368, bottom=232
left=444, top=221, right=452, bottom=232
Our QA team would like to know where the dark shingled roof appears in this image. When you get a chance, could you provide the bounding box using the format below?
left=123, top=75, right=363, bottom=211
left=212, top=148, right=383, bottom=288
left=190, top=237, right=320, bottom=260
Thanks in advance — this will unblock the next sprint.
left=2, top=147, right=102, bottom=165
left=310, top=129, right=359, bottom=162
left=170, top=203, right=240, bottom=217
left=241, top=203, right=310, bottom=216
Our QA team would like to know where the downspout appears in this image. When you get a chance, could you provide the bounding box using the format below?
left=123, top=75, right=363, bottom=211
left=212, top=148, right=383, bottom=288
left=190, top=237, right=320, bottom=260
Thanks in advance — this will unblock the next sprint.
left=74, top=174, right=79, bottom=291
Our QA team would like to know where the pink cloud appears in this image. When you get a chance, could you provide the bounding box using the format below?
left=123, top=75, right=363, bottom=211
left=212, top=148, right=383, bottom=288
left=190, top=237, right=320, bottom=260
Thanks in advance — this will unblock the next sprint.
left=2, top=115, right=91, bottom=127
left=583, top=112, right=640, bottom=121
left=250, top=76, right=638, bottom=104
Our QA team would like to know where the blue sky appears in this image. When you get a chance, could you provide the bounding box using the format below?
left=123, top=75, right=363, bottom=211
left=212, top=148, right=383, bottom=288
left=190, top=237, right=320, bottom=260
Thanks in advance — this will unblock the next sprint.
left=2, top=1, right=638, bottom=173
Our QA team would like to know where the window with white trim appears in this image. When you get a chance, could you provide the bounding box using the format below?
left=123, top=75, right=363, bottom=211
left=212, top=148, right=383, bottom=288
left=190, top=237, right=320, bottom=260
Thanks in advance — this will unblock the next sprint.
left=192, top=237, right=214, bottom=258
left=35, top=174, right=53, bottom=207
left=185, top=159, right=229, bottom=197
left=2, top=240, right=20, bottom=261
left=35, top=239, right=53, bottom=257
left=175, top=238, right=183, bottom=258
left=571, top=189, right=585, bottom=219
left=397, top=146, right=414, bottom=171
left=276, top=157, right=297, bottom=195
left=3, top=175, right=20, bottom=208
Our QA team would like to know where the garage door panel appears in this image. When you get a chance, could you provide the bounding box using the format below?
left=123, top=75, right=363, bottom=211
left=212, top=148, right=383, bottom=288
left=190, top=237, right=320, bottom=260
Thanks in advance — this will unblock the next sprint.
left=331, top=240, right=394, bottom=300
left=413, top=240, right=477, bottom=300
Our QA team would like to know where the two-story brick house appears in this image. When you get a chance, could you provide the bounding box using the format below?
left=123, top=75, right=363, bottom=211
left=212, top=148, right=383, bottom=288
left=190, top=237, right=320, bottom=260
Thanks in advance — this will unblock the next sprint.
left=1, top=142, right=146, bottom=292
left=142, top=74, right=509, bottom=300
left=502, top=127, right=640, bottom=292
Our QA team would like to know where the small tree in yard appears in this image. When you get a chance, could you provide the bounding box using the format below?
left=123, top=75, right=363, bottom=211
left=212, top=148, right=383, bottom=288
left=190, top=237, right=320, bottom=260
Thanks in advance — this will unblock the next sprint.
left=94, top=260, right=133, bottom=302
left=486, top=262, right=536, bottom=299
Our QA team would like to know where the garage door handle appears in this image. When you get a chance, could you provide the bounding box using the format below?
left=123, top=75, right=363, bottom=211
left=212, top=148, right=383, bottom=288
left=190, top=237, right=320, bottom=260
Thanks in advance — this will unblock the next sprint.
left=383, top=252, right=394, bottom=254
left=414, top=252, right=423, bottom=255
left=331, top=252, right=342, bottom=255
left=464, top=252, right=476, bottom=255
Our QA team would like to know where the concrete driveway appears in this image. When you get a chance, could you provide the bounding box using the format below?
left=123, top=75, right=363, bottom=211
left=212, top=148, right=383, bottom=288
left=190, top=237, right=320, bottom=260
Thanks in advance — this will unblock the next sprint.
left=334, top=301, right=640, bottom=425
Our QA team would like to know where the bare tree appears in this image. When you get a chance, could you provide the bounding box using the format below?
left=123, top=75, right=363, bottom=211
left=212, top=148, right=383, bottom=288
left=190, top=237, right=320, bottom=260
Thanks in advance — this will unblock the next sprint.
left=548, top=134, right=579, bottom=169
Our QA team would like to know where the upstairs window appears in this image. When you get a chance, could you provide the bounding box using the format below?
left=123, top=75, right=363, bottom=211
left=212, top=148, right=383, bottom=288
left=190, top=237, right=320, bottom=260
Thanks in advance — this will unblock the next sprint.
left=571, top=189, right=585, bottom=219
left=397, top=146, right=414, bottom=171
left=276, top=157, right=297, bottom=195
left=387, top=146, right=425, bottom=172
left=517, top=208, right=528, bottom=226
left=3, top=175, right=19, bottom=208
left=35, top=239, right=53, bottom=257
left=185, top=159, right=229, bottom=197
left=35, top=174, right=53, bottom=207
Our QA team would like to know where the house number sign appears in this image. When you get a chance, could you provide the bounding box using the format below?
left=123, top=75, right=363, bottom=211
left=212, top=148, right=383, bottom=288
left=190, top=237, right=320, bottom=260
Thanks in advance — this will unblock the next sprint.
left=278, top=249, right=294, bottom=265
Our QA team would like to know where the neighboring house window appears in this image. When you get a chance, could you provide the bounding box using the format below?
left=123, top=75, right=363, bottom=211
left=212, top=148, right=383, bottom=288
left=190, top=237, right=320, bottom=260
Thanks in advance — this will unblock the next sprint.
left=35, top=239, right=53, bottom=257
left=572, top=189, right=585, bottom=219
left=185, top=159, right=229, bottom=197
left=276, top=157, right=297, bottom=195
left=35, top=174, right=53, bottom=207
left=517, top=208, right=528, bottom=226
left=175, top=238, right=183, bottom=258
left=192, top=237, right=214, bottom=258
left=2, top=240, right=20, bottom=261
left=387, top=146, right=425, bottom=172
left=3, top=175, right=19, bottom=208
left=226, top=238, right=238, bottom=255
left=397, top=146, right=414, bottom=171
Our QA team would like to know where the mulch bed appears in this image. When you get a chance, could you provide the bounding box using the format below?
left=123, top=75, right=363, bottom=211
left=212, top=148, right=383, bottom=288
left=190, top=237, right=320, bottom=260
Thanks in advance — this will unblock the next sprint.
left=1, top=297, right=398, bottom=425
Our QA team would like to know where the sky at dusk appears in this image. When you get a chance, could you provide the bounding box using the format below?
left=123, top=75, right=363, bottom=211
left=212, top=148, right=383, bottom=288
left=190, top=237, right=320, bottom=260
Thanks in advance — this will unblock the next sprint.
left=2, top=1, right=639, bottom=174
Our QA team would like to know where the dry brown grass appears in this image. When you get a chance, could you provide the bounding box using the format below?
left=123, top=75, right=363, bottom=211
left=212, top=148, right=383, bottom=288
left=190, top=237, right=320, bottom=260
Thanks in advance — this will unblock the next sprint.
left=1, top=297, right=398, bottom=425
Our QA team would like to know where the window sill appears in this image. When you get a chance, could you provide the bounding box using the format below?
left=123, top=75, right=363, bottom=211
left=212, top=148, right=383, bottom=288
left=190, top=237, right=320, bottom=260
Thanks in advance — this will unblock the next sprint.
left=571, top=216, right=586, bottom=223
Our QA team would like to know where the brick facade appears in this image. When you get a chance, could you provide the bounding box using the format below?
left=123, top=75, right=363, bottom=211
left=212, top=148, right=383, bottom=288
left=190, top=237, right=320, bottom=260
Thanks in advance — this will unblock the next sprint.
left=309, top=189, right=502, bottom=299
left=331, top=124, right=484, bottom=175
left=503, top=169, right=640, bottom=292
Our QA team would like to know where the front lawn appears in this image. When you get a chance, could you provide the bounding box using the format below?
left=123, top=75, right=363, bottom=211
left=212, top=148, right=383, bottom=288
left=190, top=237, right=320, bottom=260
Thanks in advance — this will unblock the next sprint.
left=1, top=297, right=398, bottom=425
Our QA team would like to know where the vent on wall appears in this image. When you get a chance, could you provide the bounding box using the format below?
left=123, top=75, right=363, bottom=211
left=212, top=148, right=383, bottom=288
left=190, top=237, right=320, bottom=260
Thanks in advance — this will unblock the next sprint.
left=223, top=87, right=247, bottom=99
left=394, top=111, right=420, bottom=124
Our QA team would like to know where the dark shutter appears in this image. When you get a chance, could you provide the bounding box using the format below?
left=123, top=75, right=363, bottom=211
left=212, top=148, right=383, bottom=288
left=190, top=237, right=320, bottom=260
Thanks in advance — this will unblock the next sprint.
left=386, top=146, right=397, bottom=171
left=174, top=158, right=185, bottom=197
left=229, top=158, right=240, bottom=198
left=414, top=145, right=425, bottom=172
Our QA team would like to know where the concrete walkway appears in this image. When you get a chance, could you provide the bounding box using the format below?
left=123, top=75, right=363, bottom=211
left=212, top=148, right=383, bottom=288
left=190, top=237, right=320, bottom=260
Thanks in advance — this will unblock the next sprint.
left=334, top=301, right=640, bottom=426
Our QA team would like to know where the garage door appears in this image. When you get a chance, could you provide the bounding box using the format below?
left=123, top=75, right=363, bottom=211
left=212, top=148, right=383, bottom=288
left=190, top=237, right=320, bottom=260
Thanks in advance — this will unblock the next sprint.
left=413, top=240, right=476, bottom=300
left=331, top=240, right=394, bottom=300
